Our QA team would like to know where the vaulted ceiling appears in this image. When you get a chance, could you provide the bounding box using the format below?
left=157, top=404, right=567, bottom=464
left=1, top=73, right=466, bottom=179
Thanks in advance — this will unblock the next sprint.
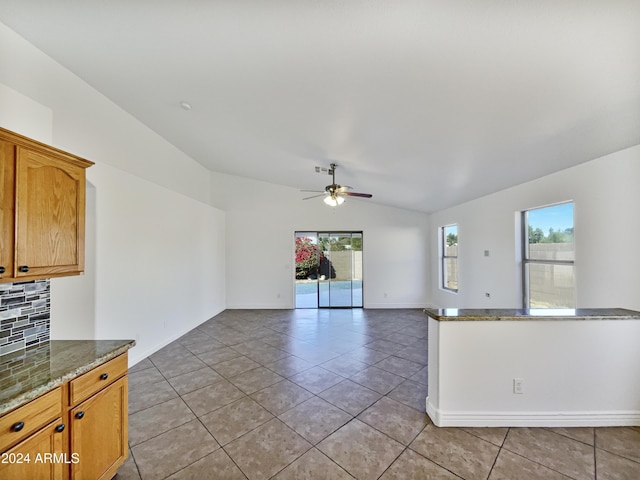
left=1, top=1, right=639, bottom=212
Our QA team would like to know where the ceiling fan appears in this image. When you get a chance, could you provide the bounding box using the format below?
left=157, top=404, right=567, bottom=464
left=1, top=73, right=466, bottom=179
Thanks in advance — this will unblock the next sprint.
left=302, top=163, right=373, bottom=206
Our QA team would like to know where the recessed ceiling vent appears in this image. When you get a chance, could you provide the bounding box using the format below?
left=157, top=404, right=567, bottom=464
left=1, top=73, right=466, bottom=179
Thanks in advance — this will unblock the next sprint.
left=315, top=166, right=333, bottom=175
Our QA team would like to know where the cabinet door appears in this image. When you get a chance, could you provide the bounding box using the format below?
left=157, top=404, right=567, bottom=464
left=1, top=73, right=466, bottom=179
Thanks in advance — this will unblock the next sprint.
left=0, top=419, right=66, bottom=480
left=70, top=376, right=128, bottom=480
left=0, top=140, right=15, bottom=281
left=14, top=146, right=86, bottom=279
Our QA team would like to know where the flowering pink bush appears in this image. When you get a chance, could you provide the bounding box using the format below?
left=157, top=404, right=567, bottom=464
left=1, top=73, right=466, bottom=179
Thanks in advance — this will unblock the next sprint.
left=295, top=237, right=319, bottom=279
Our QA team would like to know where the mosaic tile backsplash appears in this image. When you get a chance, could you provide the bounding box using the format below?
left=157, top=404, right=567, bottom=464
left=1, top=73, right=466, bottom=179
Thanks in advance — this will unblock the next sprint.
left=0, top=280, right=50, bottom=356
left=0, top=341, right=51, bottom=402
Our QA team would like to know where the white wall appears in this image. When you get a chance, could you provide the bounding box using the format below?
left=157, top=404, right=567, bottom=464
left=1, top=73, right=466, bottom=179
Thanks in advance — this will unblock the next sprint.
left=0, top=22, right=226, bottom=365
left=89, top=162, right=225, bottom=362
left=0, top=83, right=52, bottom=143
left=428, top=318, right=640, bottom=427
left=428, top=145, right=640, bottom=311
left=211, top=173, right=430, bottom=309
left=51, top=183, right=97, bottom=340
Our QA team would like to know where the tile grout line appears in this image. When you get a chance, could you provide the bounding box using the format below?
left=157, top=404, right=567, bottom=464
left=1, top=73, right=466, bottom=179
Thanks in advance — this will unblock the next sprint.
left=125, top=441, right=144, bottom=480
left=219, top=444, right=250, bottom=480
left=138, top=354, right=224, bottom=479
left=596, top=446, right=640, bottom=466
left=484, top=426, right=508, bottom=480
left=128, top=311, right=463, bottom=479
left=360, top=409, right=434, bottom=478
left=498, top=444, right=584, bottom=480
left=148, top=341, right=256, bottom=479
left=593, top=427, right=598, bottom=480
left=401, top=442, right=468, bottom=480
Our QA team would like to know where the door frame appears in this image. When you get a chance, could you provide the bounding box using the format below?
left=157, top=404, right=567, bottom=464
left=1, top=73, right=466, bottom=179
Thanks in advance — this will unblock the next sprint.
left=294, top=230, right=364, bottom=309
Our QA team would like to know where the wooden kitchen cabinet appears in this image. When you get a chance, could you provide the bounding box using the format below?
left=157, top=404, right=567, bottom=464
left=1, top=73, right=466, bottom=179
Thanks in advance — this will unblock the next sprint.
left=0, top=127, right=93, bottom=283
left=0, top=138, right=16, bottom=281
left=0, top=387, right=65, bottom=480
left=0, top=353, right=129, bottom=480
left=68, top=354, right=128, bottom=480
left=0, top=419, right=67, bottom=480
left=70, top=376, right=128, bottom=480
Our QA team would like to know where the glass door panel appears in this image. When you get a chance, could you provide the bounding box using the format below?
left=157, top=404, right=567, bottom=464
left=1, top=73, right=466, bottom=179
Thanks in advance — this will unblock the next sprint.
left=352, top=233, right=363, bottom=307
left=318, top=233, right=331, bottom=307
left=328, top=233, right=353, bottom=307
left=295, top=232, right=319, bottom=308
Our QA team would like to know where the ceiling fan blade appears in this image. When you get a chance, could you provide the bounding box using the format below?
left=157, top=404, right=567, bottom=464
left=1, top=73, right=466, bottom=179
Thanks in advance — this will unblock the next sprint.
left=303, top=164, right=370, bottom=203
left=346, top=192, right=372, bottom=198
left=342, top=192, right=373, bottom=198
left=302, top=193, right=327, bottom=200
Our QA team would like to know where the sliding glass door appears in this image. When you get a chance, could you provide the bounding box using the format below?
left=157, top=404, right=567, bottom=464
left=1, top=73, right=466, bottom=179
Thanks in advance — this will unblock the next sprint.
left=318, top=232, right=363, bottom=307
left=295, top=231, right=363, bottom=308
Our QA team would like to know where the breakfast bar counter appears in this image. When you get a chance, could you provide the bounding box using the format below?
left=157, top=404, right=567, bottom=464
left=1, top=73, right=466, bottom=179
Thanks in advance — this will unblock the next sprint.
left=424, top=307, right=640, bottom=322
left=423, top=308, right=640, bottom=427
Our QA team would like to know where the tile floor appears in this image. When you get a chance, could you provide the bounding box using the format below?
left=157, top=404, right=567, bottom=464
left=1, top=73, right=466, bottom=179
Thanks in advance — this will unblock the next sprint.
left=115, top=309, right=640, bottom=480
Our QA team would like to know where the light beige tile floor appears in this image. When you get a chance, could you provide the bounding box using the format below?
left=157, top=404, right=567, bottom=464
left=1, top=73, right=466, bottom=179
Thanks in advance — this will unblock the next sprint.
left=116, top=309, right=640, bottom=480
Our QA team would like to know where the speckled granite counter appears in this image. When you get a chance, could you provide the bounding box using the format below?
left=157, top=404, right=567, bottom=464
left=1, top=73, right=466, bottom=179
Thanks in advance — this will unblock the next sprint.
left=0, top=339, right=135, bottom=415
left=424, top=307, right=640, bottom=321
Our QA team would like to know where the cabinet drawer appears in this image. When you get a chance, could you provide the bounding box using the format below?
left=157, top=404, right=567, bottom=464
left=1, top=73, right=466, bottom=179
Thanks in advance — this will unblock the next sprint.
left=0, top=387, right=62, bottom=453
left=69, top=354, right=128, bottom=406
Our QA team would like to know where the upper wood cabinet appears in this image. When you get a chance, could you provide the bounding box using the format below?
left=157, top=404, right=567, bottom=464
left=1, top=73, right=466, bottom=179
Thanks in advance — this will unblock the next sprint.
left=0, top=128, right=93, bottom=283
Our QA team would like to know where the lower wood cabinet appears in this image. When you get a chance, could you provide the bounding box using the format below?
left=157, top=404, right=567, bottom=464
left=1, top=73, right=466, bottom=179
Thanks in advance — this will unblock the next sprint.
left=70, top=377, right=128, bottom=480
left=0, top=353, right=129, bottom=480
left=0, top=419, right=66, bottom=480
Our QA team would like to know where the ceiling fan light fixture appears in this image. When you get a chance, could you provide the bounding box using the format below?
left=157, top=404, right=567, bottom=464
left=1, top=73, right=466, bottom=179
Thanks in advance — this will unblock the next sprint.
left=303, top=163, right=370, bottom=206
left=323, top=195, right=345, bottom=207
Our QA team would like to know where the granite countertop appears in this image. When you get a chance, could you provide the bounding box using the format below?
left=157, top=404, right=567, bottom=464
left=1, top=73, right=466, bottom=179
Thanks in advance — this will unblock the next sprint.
left=424, top=307, right=640, bottom=322
left=0, top=339, right=135, bottom=416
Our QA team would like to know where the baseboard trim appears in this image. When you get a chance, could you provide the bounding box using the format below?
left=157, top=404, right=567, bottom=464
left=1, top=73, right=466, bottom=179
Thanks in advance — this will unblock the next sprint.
left=364, top=303, right=427, bottom=309
left=127, top=309, right=224, bottom=367
left=426, top=397, right=640, bottom=427
left=226, top=304, right=427, bottom=309
left=225, top=304, right=294, bottom=310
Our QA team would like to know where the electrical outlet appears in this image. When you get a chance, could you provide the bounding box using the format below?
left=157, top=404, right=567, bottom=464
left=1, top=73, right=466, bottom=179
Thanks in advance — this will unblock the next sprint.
left=513, top=378, right=524, bottom=394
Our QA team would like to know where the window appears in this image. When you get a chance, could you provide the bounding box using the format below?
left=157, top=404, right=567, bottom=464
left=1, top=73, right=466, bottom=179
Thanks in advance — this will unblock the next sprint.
left=522, top=202, right=574, bottom=308
left=441, top=224, right=458, bottom=292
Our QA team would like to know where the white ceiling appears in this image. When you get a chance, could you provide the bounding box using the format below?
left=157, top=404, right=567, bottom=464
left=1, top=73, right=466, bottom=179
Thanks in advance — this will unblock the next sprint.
left=1, top=1, right=639, bottom=212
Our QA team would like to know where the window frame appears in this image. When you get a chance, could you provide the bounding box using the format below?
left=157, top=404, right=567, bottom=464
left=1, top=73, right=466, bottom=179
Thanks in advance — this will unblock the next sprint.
left=441, top=224, right=458, bottom=293
left=521, top=202, right=575, bottom=308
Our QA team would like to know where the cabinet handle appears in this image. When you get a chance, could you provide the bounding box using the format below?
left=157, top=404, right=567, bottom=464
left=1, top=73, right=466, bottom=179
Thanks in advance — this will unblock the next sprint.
left=0, top=266, right=5, bottom=274
left=55, top=424, right=66, bottom=433
left=75, top=411, right=85, bottom=420
left=18, top=266, right=29, bottom=273
left=100, top=373, right=109, bottom=381
left=11, top=421, right=25, bottom=432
